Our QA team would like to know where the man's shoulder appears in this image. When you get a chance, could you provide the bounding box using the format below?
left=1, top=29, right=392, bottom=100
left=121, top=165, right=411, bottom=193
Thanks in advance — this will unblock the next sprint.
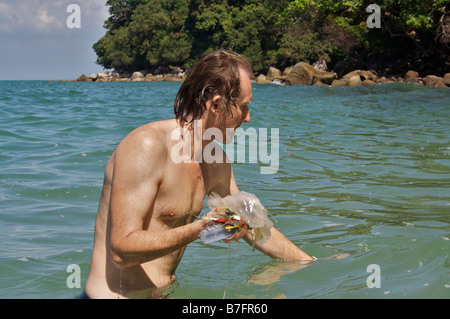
left=135, top=118, right=176, bottom=136
left=116, top=119, right=176, bottom=158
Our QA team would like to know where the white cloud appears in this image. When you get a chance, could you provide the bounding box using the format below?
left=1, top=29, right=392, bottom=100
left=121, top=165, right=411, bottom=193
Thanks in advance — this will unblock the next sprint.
left=36, top=8, right=64, bottom=31
left=0, top=0, right=111, bottom=79
left=0, top=0, right=109, bottom=33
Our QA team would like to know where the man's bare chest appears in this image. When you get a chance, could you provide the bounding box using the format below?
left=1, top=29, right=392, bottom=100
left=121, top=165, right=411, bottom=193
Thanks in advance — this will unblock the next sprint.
left=151, top=163, right=208, bottom=228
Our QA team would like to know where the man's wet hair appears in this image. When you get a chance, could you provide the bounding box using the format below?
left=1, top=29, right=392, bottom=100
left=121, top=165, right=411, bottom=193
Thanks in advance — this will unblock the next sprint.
left=174, top=49, right=252, bottom=125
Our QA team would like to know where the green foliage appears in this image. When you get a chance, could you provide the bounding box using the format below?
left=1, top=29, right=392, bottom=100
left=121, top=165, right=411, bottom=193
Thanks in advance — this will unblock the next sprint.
left=94, top=0, right=191, bottom=71
left=93, top=0, right=448, bottom=73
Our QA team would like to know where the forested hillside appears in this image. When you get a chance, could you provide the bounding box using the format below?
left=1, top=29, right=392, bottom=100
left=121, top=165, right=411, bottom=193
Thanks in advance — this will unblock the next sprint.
left=93, top=0, right=449, bottom=76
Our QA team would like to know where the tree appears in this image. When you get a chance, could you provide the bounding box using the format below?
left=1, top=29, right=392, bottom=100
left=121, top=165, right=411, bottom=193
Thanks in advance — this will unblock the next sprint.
left=93, top=0, right=191, bottom=72
left=93, top=0, right=449, bottom=75
left=104, top=0, right=149, bottom=30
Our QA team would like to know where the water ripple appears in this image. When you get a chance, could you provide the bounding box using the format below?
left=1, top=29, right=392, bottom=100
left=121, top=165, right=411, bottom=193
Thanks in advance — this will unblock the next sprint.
left=1, top=81, right=449, bottom=298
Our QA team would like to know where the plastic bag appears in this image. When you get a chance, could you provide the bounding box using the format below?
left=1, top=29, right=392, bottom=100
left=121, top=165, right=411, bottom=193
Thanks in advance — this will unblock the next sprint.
left=203, top=191, right=274, bottom=244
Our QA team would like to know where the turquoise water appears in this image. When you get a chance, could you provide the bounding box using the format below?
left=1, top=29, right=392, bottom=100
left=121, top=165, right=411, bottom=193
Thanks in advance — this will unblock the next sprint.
left=0, top=80, right=449, bottom=299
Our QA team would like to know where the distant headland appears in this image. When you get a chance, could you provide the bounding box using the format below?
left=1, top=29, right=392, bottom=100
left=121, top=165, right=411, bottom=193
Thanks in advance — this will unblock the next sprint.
left=64, top=61, right=450, bottom=89
left=58, top=1, right=449, bottom=89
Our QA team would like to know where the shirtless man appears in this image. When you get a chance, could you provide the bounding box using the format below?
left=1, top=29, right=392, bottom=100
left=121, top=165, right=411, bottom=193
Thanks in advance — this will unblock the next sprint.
left=82, top=50, right=313, bottom=299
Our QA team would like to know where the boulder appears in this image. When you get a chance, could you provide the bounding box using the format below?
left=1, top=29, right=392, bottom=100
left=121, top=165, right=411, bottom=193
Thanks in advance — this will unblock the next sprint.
left=313, top=81, right=325, bottom=86
left=111, top=72, right=121, bottom=81
left=256, top=74, right=272, bottom=84
left=98, top=77, right=113, bottom=82
left=257, top=79, right=272, bottom=84
left=434, top=81, right=448, bottom=88
left=312, top=71, right=337, bottom=85
left=286, top=62, right=319, bottom=85
left=144, top=74, right=154, bottom=81
left=266, top=67, right=281, bottom=79
left=424, top=75, right=439, bottom=86
left=404, top=70, right=419, bottom=83
left=76, top=74, right=91, bottom=82
left=423, top=75, right=447, bottom=88
left=152, top=74, right=164, bottom=82
left=131, top=71, right=145, bottom=81
left=364, top=70, right=379, bottom=82
left=331, top=78, right=348, bottom=87
left=443, top=73, right=450, bottom=86
left=377, top=76, right=387, bottom=83
left=257, top=74, right=266, bottom=81
left=377, top=77, right=395, bottom=84
left=282, top=67, right=293, bottom=76
left=89, top=73, right=98, bottom=81
left=163, top=74, right=183, bottom=82
left=97, top=71, right=110, bottom=79
left=96, top=71, right=113, bottom=81
left=348, top=75, right=362, bottom=87
left=343, top=70, right=378, bottom=82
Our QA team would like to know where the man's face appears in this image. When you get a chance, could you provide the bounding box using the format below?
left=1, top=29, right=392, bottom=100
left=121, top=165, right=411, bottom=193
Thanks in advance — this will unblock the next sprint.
left=232, top=67, right=252, bottom=127
left=219, top=68, right=252, bottom=144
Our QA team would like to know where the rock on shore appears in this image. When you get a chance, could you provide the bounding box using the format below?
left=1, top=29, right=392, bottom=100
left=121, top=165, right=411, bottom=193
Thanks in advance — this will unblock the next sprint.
left=70, top=63, right=448, bottom=89
left=255, top=62, right=449, bottom=89
left=71, top=69, right=187, bottom=83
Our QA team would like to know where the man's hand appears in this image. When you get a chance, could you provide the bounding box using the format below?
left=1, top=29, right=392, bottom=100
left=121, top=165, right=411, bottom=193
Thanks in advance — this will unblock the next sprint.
left=222, top=223, right=248, bottom=243
left=200, top=211, right=247, bottom=243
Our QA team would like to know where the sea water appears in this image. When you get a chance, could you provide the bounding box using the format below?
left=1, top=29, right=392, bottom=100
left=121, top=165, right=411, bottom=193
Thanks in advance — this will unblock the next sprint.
left=0, top=80, right=449, bottom=299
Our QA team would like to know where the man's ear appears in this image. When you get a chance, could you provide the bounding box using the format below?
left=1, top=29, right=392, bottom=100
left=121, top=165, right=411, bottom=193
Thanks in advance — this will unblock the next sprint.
left=212, top=95, right=222, bottom=112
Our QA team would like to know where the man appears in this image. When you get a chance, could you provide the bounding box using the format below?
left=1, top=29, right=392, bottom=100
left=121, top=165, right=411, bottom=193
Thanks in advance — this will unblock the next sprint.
left=83, top=50, right=313, bottom=299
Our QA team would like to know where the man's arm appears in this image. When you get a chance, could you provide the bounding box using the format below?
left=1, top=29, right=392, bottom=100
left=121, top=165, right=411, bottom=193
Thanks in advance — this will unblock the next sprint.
left=108, top=129, right=209, bottom=269
left=214, top=163, right=313, bottom=261
left=244, top=227, right=313, bottom=261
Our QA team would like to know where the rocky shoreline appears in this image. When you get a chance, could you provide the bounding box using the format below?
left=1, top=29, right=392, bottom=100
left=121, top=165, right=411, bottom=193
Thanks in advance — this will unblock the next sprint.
left=255, top=63, right=450, bottom=89
left=68, top=62, right=450, bottom=89
left=68, top=67, right=187, bottom=83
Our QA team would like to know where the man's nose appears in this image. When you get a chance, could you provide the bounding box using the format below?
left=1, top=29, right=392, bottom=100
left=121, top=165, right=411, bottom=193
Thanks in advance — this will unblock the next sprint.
left=242, top=109, right=251, bottom=123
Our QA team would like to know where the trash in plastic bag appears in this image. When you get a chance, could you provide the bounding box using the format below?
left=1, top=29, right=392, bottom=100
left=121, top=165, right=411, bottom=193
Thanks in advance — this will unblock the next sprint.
left=200, top=191, right=274, bottom=244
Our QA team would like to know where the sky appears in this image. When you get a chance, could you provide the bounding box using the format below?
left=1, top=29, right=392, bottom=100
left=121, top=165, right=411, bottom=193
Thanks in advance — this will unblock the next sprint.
left=0, top=0, right=110, bottom=80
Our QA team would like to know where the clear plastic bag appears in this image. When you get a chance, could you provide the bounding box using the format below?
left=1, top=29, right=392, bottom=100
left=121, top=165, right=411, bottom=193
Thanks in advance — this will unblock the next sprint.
left=202, top=191, right=274, bottom=244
